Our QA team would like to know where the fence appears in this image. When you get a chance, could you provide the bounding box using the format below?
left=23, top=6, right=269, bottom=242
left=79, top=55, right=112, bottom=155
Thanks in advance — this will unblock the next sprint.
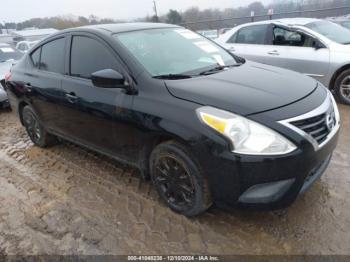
left=180, top=6, right=350, bottom=31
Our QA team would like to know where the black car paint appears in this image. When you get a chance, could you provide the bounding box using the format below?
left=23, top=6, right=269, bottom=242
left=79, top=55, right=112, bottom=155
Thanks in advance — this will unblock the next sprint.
left=5, top=23, right=338, bottom=210
left=166, top=61, right=319, bottom=116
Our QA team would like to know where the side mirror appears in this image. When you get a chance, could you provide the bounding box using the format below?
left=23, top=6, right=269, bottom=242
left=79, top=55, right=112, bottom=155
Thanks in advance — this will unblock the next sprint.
left=91, top=69, right=126, bottom=88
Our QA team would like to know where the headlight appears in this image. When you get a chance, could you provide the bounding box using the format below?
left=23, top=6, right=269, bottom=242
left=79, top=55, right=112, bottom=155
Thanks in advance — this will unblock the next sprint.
left=196, top=106, right=297, bottom=155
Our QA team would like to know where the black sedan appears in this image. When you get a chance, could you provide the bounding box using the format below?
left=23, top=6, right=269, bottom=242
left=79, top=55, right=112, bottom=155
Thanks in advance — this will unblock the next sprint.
left=5, top=23, right=340, bottom=216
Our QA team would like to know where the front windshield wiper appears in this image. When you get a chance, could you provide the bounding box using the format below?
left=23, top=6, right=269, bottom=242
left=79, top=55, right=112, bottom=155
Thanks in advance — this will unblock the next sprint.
left=199, top=63, right=243, bottom=76
left=153, top=74, right=193, bottom=80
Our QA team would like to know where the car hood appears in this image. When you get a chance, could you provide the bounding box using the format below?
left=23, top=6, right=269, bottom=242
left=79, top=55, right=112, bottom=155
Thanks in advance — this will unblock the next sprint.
left=165, top=61, right=318, bottom=116
left=0, top=61, right=14, bottom=79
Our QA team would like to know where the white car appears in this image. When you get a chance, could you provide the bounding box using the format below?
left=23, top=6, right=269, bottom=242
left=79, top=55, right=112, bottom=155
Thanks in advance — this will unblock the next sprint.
left=0, top=44, right=23, bottom=107
left=216, top=18, right=350, bottom=105
left=16, top=41, right=39, bottom=53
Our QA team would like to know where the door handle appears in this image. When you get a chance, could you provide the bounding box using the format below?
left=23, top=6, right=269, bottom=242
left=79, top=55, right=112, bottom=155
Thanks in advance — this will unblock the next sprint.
left=65, top=92, right=78, bottom=103
left=229, top=47, right=235, bottom=52
left=268, top=50, right=280, bottom=55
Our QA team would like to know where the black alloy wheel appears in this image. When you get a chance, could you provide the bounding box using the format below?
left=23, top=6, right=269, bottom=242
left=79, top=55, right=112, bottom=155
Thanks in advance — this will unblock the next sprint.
left=153, top=155, right=196, bottom=210
left=21, top=106, right=57, bottom=147
left=150, top=141, right=212, bottom=217
left=23, top=107, right=42, bottom=144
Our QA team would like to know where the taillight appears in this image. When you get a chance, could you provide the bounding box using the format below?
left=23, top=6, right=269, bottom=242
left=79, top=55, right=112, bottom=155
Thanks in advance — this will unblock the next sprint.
left=5, top=72, right=11, bottom=82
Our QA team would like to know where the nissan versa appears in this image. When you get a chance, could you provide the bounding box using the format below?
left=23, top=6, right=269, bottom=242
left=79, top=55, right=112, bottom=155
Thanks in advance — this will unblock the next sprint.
left=4, top=23, right=340, bottom=216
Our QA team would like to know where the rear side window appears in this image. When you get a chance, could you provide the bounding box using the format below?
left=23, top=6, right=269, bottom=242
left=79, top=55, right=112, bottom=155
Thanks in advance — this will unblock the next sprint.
left=31, top=48, right=41, bottom=68
left=233, top=24, right=268, bottom=45
left=40, top=38, right=65, bottom=74
left=70, top=36, right=119, bottom=79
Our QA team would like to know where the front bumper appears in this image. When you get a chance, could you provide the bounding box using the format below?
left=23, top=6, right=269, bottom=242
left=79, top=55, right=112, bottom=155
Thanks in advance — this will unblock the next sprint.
left=0, top=88, right=10, bottom=108
left=202, top=128, right=338, bottom=210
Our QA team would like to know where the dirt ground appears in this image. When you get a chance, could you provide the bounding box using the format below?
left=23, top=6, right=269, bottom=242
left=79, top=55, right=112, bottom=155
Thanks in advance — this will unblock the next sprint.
left=0, top=104, right=349, bottom=255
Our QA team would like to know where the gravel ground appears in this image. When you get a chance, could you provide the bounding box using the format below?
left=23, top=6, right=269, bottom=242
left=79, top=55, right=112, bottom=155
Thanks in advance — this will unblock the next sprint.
left=0, top=104, right=349, bottom=255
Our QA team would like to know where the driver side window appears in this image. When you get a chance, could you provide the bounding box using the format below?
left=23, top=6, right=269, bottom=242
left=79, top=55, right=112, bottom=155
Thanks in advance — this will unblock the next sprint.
left=70, top=36, right=120, bottom=79
left=273, top=27, right=314, bottom=47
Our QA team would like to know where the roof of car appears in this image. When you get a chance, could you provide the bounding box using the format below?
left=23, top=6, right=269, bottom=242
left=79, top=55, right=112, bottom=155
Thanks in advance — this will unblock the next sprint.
left=68, top=22, right=180, bottom=34
left=236, top=17, right=322, bottom=28
left=273, top=18, right=322, bottom=26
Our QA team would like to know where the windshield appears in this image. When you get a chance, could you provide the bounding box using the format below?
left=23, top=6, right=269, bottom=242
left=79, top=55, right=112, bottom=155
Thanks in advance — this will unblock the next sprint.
left=0, top=46, right=23, bottom=62
left=306, top=20, right=350, bottom=44
left=114, top=28, right=237, bottom=77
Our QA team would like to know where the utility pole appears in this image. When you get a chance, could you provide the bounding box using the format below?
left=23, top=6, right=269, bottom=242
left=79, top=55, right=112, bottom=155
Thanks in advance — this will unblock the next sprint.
left=153, top=0, right=159, bottom=22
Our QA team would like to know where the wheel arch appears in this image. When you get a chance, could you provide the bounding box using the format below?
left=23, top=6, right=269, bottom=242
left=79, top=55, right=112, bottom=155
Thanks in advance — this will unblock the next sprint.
left=329, top=63, right=350, bottom=89
left=138, top=132, right=190, bottom=180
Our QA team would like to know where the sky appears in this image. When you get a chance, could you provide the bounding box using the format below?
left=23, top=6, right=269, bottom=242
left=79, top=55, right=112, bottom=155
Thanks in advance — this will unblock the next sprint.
left=1, top=0, right=271, bottom=23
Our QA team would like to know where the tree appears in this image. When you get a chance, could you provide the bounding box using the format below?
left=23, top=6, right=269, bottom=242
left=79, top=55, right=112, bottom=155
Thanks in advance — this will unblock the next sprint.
left=166, top=9, right=182, bottom=24
left=147, top=15, right=159, bottom=23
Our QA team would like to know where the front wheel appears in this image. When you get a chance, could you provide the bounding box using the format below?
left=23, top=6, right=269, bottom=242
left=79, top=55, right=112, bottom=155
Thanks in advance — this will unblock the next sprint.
left=22, top=105, right=57, bottom=147
left=150, top=141, right=212, bottom=217
left=334, top=69, right=350, bottom=105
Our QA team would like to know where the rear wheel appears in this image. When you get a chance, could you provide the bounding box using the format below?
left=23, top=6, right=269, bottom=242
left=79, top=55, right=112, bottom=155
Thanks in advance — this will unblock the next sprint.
left=21, top=106, right=57, bottom=147
left=150, top=141, right=212, bottom=217
left=334, top=69, right=350, bottom=105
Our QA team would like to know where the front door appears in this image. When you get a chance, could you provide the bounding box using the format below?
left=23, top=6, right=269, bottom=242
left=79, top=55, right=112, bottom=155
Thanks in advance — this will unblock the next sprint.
left=266, top=25, right=330, bottom=80
left=58, top=34, right=133, bottom=159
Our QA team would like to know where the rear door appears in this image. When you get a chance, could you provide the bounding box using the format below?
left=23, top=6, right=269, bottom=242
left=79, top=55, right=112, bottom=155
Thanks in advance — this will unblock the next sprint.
left=24, top=37, right=66, bottom=132
left=224, top=24, right=271, bottom=64
left=58, top=33, right=133, bottom=157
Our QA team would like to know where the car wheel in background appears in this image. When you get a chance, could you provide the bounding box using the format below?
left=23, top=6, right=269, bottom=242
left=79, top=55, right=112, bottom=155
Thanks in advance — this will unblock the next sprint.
left=334, top=69, right=350, bottom=105
left=150, top=141, right=212, bottom=217
left=21, top=105, right=57, bottom=147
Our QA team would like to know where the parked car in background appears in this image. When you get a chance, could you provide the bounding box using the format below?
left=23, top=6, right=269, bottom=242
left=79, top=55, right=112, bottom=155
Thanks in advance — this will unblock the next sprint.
left=219, top=27, right=234, bottom=35
left=16, top=41, right=39, bottom=53
left=5, top=23, right=339, bottom=216
left=197, top=29, right=218, bottom=39
left=216, top=18, right=350, bottom=105
left=0, top=43, right=23, bottom=108
left=11, top=28, right=58, bottom=45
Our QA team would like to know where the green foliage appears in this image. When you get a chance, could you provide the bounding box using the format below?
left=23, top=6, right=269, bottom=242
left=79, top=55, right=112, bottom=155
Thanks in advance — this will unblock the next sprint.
left=166, top=9, right=182, bottom=24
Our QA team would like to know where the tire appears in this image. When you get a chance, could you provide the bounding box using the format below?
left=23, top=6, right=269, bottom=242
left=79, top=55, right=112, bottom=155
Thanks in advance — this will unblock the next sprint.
left=21, top=105, right=57, bottom=148
left=150, top=141, right=212, bottom=217
left=334, top=69, right=350, bottom=105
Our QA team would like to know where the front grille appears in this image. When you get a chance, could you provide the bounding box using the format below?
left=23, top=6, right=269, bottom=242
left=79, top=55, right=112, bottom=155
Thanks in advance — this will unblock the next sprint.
left=291, top=113, right=330, bottom=144
left=280, top=91, right=339, bottom=150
